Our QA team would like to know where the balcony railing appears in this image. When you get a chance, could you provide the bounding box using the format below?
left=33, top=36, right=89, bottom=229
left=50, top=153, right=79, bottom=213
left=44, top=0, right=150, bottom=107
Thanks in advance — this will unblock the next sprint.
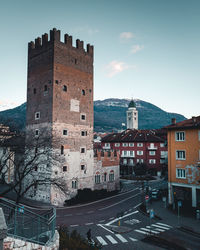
left=148, top=146, right=158, bottom=150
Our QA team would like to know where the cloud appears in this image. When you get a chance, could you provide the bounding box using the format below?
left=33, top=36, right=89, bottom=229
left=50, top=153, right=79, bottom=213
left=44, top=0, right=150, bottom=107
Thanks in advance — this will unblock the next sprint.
left=130, top=44, right=144, bottom=54
left=105, top=60, right=136, bottom=77
left=120, top=32, right=134, bottom=40
left=0, top=100, right=21, bottom=111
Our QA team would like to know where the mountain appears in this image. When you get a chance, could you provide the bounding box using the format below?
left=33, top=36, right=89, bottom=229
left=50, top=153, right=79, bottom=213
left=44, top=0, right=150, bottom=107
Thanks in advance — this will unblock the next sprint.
left=0, top=99, right=186, bottom=132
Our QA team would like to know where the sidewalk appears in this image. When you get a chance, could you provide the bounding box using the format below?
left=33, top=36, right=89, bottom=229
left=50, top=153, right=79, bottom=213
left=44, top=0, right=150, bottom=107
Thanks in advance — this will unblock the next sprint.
left=150, top=200, right=200, bottom=234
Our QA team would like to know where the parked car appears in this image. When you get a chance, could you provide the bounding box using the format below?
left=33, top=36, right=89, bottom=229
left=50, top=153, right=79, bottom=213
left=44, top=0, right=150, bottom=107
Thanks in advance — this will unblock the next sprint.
left=151, top=189, right=161, bottom=200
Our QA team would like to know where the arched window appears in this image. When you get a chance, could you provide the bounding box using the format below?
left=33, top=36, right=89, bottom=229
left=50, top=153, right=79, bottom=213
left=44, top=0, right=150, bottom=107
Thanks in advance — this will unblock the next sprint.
left=103, top=172, right=107, bottom=182
left=109, top=170, right=114, bottom=182
left=72, top=180, right=77, bottom=189
left=95, top=172, right=101, bottom=184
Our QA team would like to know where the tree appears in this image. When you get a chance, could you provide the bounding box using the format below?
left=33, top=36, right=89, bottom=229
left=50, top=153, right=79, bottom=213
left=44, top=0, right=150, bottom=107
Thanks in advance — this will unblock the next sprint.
left=0, top=126, right=68, bottom=205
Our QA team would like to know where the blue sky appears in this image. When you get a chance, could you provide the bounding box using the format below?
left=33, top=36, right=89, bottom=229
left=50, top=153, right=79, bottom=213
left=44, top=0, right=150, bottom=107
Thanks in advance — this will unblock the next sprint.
left=0, top=0, right=199, bottom=118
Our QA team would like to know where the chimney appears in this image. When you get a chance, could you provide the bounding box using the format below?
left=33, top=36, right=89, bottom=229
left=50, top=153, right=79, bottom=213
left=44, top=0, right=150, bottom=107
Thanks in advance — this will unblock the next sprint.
left=192, top=116, right=196, bottom=123
left=171, top=118, right=176, bottom=125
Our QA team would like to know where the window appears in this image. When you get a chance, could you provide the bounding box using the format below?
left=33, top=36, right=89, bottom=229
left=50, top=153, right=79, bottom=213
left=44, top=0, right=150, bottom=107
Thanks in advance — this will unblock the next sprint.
left=137, top=159, right=144, bottom=163
left=81, top=165, right=85, bottom=170
left=33, top=88, right=36, bottom=94
left=72, top=180, right=77, bottom=189
left=55, top=171, right=58, bottom=175
left=160, top=143, right=165, bottom=147
left=129, top=159, right=134, bottom=165
left=161, top=151, right=167, bottom=157
left=34, top=166, right=38, bottom=171
left=149, top=159, right=156, bottom=164
left=61, top=145, right=64, bottom=155
left=109, top=171, right=114, bottom=181
left=130, top=151, right=134, bottom=157
left=35, top=112, right=40, bottom=120
left=160, top=159, right=165, bottom=164
left=63, top=85, right=67, bottom=92
left=176, top=132, right=185, bottom=141
left=63, top=166, right=67, bottom=172
left=115, top=143, right=120, bottom=147
left=149, top=151, right=155, bottom=156
left=123, top=159, right=127, bottom=164
left=95, top=173, right=101, bottom=184
left=137, top=150, right=143, bottom=155
left=81, top=114, right=86, bottom=120
left=122, top=143, right=128, bottom=147
left=176, top=169, right=186, bottom=179
left=55, top=80, right=59, bottom=84
left=35, top=129, right=39, bottom=136
left=122, top=150, right=127, bottom=156
left=82, top=89, right=85, bottom=96
left=75, top=59, right=77, bottom=64
left=63, top=130, right=67, bottom=136
left=137, top=143, right=143, bottom=147
left=176, top=150, right=186, bottom=160
left=81, top=131, right=87, bottom=136
left=44, top=85, right=47, bottom=91
left=35, top=147, right=38, bottom=154
left=104, top=143, right=110, bottom=148
left=104, top=173, right=107, bottom=182
left=129, top=143, right=134, bottom=147
left=81, top=147, right=85, bottom=153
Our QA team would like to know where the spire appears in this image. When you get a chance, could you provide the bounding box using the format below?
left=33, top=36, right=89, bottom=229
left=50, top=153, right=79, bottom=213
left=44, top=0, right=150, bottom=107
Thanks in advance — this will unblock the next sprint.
left=128, top=99, right=136, bottom=108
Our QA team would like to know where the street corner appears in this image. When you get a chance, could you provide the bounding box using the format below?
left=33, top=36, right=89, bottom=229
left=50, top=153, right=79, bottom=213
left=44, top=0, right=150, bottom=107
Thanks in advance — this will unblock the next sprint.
left=107, top=225, right=133, bottom=234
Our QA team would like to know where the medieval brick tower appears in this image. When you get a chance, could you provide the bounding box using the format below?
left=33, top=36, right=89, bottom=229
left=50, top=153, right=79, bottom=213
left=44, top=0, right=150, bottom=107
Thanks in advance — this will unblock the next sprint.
left=26, top=28, right=94, bottom=205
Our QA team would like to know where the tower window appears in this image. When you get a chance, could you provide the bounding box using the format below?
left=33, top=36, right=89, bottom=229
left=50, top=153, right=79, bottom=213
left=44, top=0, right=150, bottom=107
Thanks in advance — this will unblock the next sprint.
left=89, top=89, right=92, bottom=93
left=48, top=80, right=51, bottom=84
left=35, top=129, right=39, bottom=136
left=81, top=131, right=87, bottom=136
left=63, top=166, right=67, bottom=172
left=61, top=145, right=64, bottom=155
left=72, top=180, right=77, bottom=189
left=81, top=114, right=86, bottom=120
left=75, top=59, right=77, bottom=64
left=34, top=166, right=38, bottom=171
left=63, top=85, right=67, bottom=92
left=33, top=88, right=36, bottom=94
left=81, top=147, right=85, bottom=153
left=55, top=80, right=59, bottom=84
left=35, top=112, right=40, bottom=120
left=44, top=85, right=48, bottom=91
left=81, top=165, right=85, bottom=170
left=63, top=130, right=68, bottom=135
left=82, top=89, right=85, bottom=96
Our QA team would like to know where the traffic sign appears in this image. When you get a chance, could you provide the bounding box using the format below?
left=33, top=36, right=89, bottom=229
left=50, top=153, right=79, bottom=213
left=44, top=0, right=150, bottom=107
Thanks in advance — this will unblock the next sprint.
left=150, top=209, right=154, bottom=219
left=145, top=195, right=149, bottom=200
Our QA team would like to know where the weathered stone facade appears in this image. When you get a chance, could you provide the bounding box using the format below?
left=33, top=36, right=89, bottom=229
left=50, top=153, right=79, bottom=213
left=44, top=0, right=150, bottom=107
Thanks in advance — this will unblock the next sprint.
left=25, top=28, right=119, bottom=206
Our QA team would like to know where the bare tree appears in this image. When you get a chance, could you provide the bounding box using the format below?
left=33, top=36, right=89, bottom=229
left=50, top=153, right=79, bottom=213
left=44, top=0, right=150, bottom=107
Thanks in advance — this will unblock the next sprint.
left=0, top=126, right=68, bottom=205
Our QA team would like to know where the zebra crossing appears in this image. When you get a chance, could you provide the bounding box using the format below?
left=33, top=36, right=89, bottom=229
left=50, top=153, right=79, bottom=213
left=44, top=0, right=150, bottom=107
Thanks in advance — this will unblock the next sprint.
left=95, top=233, right=138, bottom=246
left=134, top=222, right=172, bottom=236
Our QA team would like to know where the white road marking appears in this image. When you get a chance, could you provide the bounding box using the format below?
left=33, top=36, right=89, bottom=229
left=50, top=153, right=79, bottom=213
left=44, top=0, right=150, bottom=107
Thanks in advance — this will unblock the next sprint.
left=124, top=219, right=140, bottom=225
left=96, top=236, right=108, bottom=246
left=106, top=210, right=138, bottom=226
left=134, top=202, right=142, bottom=209
left=151, top=224, right=170, bottom=230
left=99, top=193, right=140, bottom=211
left=97, top=224, right=114, bottom=234
left=140, top=228, right=159, bottom=234
left=115, top=234, right=128, bottom=243
left=64, top=214, right=72, bottom=216
left=106, top=235, right=118, bottom=244
left=87, top=211, right=94, bottom=214
left=99, top=220, right=105, bottom=223
left=146, top=226, right=164, bottom=232
left=76, top=213, right=83, bottom=215
left=129, top=237, right=138, bottom=242
left=109, top=217, right=114, bottom=220
left=156, top=222, right=172, bottom=228
left=70, top=224, right=79, bottom=227
left=135, top=229, right=149, bottom=235
left=85, top=222, right=94, bottom=225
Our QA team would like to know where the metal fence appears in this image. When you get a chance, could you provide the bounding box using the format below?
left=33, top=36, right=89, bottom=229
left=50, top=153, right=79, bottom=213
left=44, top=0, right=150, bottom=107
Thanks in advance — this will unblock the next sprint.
left=0, top=198, right=56, bottom=245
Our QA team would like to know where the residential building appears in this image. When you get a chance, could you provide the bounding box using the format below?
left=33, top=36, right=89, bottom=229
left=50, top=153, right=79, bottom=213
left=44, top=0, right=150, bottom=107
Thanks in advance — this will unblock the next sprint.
left=166, top=116, right=200, bottom=208
left=101, top=129, right=168, bottom=176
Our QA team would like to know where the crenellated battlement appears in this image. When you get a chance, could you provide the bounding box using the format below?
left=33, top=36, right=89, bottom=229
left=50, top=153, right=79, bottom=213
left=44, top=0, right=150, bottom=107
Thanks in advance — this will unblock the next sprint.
left=28, top=28, right=93, bottom=57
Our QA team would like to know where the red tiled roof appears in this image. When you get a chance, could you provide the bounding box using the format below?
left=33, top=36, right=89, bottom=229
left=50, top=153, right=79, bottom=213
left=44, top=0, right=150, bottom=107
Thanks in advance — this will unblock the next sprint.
left=101, top=129, right=165, bottom=143
left=165, top=116, right=200, bottom=130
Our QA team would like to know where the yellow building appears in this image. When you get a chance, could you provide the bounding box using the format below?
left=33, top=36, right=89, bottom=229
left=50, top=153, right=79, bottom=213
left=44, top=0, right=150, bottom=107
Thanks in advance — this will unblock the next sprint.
left=166, top=116, right=200, bottom=208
